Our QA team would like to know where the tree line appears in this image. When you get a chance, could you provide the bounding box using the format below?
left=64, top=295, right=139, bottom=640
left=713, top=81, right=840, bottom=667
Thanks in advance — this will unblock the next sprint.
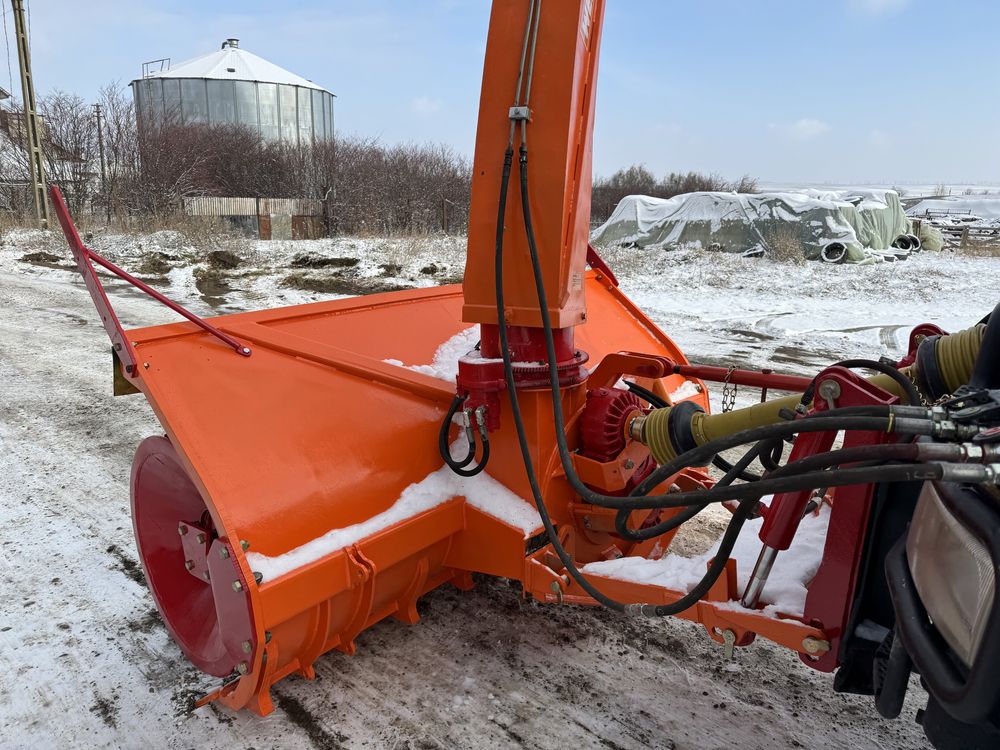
left=0, top=84, right=755, bottom=234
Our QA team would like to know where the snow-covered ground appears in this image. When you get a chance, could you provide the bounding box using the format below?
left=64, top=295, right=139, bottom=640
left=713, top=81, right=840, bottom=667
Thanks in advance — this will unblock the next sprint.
left=3, top=226, right=996, bottom=749
left=906, top=195, right=1000, bottom=227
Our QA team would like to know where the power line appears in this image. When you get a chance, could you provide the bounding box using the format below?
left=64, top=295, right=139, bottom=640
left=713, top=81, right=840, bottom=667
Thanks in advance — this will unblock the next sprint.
left=1, top=6, right=14, bottom=101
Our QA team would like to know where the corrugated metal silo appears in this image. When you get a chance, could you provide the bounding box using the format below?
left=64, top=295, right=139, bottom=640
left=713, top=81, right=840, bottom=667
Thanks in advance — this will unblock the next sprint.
left=130, top=39, right=335, bottom=145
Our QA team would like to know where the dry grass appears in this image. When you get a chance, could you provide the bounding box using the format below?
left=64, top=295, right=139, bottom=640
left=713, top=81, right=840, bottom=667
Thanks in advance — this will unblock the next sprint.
left=762, top=223, right=806, bottom=264
left=952, top=240, right=1000, bottom=257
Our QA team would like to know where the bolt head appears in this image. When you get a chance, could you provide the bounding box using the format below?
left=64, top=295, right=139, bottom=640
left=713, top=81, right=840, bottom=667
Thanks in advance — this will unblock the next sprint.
left=623, top=458, right=635, bottom=470
left=202, top=571, right=211, bottom=581
left=240, top=540, right=250, bottom=551
left=236, top=661, right=248, bottom=675
left=184, top=559, right=194, bottom=571
left=196, top=532, right=206, bottom=544
left=253, top=571, right=263, bottom=584
left=178, top=524, right=188, bottom=536
left=241, top=347, right=251, bottom=355
left=818, top=379, right=841, bottom=400
left=219, top=547, right=230, bottom=560
left=232, top=580, right=243, bottom=592
left=241, top=640, right=251, bottom=653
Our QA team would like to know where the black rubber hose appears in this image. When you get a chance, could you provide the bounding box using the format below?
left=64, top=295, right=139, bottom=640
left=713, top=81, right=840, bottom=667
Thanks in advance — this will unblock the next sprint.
left=507, top=144, right=774, bottom=612
left=449, top=439, right=491, bottom=478
left=494, top=147, right=627, bottom=611
left=758, top=438, right=786, bottom=472
left=624, top=381, right=668, bottom=409
left=439, top=394, right=476, bottom=469
left=439, top=394, right=491, bottom=477
left=629, top=414, right=900, bottom=503
left=619, top=441, right=922, bottom=541
left=713, top=454, right=763, bottom=483
left=646, top=497, right=758, bottom=616
left=614, top=462, right=944, bottom=513
left=615, top=441, right=765, bottom=541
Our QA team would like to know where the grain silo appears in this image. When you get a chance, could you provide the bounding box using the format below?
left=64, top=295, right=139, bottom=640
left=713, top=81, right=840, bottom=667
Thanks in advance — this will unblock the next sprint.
left=130, top=38, right=334, bottom=145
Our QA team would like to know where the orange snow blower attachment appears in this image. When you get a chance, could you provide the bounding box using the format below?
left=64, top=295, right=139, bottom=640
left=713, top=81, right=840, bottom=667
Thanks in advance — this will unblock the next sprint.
left=52, top=181, right=731, bottom=713
left=52, top=2, right=1000, bottom=738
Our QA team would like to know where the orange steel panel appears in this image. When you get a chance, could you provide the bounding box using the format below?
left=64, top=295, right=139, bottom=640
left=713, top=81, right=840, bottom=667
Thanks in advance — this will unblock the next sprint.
left=463, top=0, right=605, bottom=329
left=123, top=274, right=702, bottom=565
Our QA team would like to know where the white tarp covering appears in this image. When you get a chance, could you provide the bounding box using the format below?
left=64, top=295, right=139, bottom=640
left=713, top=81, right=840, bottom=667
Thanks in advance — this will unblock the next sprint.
left=591, top=189, right=917, bottom=263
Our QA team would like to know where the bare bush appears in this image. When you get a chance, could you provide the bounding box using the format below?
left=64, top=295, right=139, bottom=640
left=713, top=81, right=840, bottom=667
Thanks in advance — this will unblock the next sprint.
left=591, top=165, right=758, bottom=224
left=37, top=91, right=99, bottom=214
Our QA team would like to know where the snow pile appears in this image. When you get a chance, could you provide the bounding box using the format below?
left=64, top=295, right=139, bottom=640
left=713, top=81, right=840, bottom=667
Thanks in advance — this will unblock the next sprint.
left=583, top=503, right=831, bottom=616
left=384, top=325, right=479, bottom=382
left=247, top=459, right=542, bottom=581
left=668, top=380, right=700, bottom=402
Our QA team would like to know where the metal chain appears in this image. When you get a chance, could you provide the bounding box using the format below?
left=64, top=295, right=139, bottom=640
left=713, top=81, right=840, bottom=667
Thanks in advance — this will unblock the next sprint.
left=901, top=367, right=948, bottom=407
left=721, top=365, right=738, bottom=413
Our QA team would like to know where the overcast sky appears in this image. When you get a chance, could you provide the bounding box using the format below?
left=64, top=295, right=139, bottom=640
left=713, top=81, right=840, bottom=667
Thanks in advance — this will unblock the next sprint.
left=7, top=0, right=999, bottom=184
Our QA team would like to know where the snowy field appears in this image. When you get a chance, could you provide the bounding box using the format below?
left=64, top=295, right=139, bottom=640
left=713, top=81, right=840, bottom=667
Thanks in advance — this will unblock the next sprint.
left=759, top=181, right=1000, bottom=199
left=2, top=226, right=997, bottom=749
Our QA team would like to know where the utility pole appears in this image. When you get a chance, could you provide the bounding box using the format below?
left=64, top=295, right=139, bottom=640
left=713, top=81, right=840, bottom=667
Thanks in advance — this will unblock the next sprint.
left=11, top=0, right=48, bottom=228
left=93, top=102, right=108, bottom=221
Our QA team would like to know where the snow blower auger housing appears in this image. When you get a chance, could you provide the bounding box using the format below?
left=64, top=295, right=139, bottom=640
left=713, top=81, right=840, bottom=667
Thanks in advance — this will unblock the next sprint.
left=53, top=1, right=1000, bottom=746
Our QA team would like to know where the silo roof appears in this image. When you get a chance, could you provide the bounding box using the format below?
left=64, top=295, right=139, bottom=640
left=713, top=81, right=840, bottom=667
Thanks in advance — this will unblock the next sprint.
left=147, top=44, right=330, bottom=92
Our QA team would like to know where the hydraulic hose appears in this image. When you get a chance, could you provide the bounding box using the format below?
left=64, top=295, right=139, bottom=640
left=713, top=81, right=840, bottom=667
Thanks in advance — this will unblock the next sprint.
left=631, top=413, right=903, bottom=502
left=496, top=146, right=627, bottom=610
left=617, top=440, right=925, bottom=542
left=615, top=441, right=766, bottom=541
left=439, top=394, right=490, bottom=477
left=618, top=463, right=947, bottom=512
left=439, top=395, right=476, bottom=470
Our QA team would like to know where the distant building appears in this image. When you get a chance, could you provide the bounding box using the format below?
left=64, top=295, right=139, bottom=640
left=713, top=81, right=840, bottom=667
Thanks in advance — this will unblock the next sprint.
left=130, top=38, right=335, bottom=145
